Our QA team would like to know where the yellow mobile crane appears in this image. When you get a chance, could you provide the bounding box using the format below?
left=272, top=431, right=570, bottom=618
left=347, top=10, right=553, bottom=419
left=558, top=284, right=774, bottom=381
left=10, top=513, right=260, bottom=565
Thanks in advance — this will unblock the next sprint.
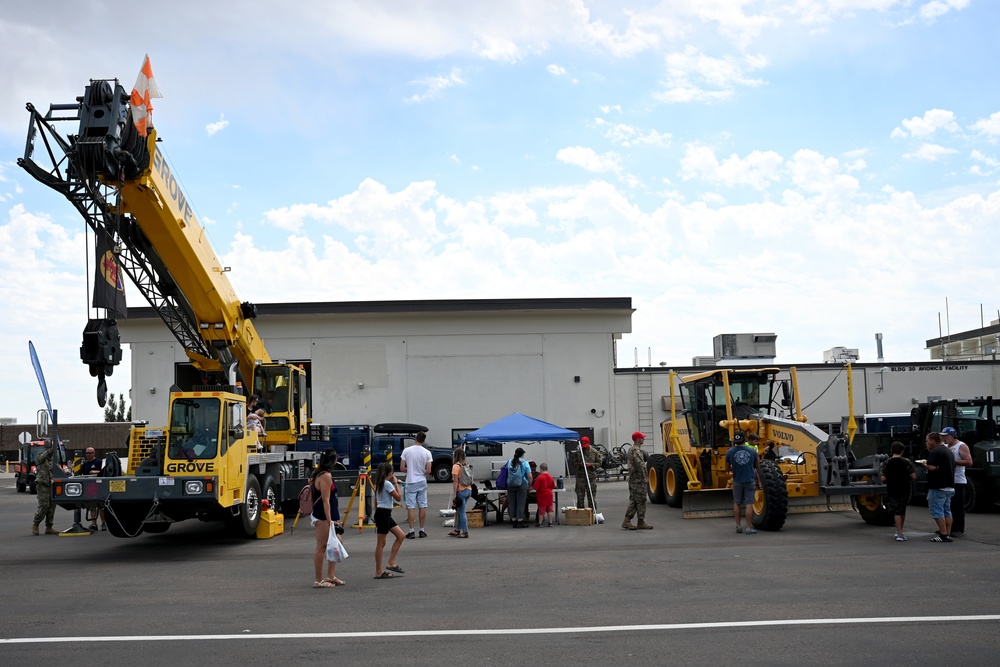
left=19, top=78, right=311, bottom=537
left=646, top=367, right=885, bottom=531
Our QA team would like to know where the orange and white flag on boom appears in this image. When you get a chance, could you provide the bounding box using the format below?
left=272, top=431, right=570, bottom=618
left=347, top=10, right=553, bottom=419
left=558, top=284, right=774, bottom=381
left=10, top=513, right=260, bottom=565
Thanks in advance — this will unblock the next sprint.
left=130, top=54, right=162, bottom=137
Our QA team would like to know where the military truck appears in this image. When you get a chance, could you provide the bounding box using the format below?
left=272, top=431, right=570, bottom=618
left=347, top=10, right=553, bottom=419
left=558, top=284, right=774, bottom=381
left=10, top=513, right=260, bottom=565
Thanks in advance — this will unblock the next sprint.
left=851, top=397, right=1000, bottom=522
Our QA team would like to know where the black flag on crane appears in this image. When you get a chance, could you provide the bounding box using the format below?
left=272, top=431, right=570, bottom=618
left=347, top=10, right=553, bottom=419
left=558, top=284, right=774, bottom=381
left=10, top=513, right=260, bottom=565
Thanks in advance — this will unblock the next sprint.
left=92, top=233, right=127, bottom=317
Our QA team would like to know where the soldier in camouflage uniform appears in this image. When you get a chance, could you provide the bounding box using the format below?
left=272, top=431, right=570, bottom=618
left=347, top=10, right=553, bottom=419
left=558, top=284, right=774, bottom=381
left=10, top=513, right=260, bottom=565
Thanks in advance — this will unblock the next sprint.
left=572, top=437, right=602, bottom=509
left=623, top=431, right=653, bottom=530
left=32, top=441, right=58, bottom=535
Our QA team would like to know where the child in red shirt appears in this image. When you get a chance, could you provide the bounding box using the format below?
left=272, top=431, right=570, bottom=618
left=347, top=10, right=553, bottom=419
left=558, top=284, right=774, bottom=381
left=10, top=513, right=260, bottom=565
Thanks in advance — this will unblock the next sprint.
left=531, top=462, right=557, bottom=527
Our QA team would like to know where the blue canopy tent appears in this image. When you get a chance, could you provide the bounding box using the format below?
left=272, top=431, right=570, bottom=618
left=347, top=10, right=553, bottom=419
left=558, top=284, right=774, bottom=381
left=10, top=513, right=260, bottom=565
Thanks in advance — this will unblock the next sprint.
left=463, top=413, right=599, bottom=522
left=462, top=412, right=579, bottom=443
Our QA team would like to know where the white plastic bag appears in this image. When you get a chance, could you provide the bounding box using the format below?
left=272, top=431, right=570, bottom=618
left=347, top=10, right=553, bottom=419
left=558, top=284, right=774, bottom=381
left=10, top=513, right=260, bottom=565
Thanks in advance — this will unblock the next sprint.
left=326, top=526, right=349, bottom=562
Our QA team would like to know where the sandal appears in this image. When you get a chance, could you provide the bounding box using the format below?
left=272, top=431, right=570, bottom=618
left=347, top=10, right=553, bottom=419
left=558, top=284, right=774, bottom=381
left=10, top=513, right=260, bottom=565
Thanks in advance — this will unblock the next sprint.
left=386, top=565, right=405, bottom=574
left=313, top=580, right=336, bottom=588
left=447, top=530, right=461, bottom=536
left=323, top=577, right=346, bottom=586
left=457, top=532, right=468, bottom=538
left=374, top=571, right=401, bottom=579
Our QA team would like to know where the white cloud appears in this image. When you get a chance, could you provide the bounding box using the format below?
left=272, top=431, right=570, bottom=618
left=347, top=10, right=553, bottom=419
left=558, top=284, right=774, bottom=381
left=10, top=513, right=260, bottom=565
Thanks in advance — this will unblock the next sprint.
left=555, top=146, right=622, bottom=173
left=547, top=64, right=567, bottom=76
left=920, top=0, right=971, bottom=22
left=785, top=149, right=860, bottom=199
left=599, top=105, right=622, bottom=114
left=205, top=113, right=229, bottom=137
left=904, top=143, right=958, bottom=161
left=655, top=46, right=767, bottom=104
left=679, top=145, right=783, bottom=190
left=406, top=67, right=465, bottom=104
left=892, top=109, right=960, bottom=138
left=970, top=111, right=1000, bottom=139
left=596, top=119, right=671, bottom=148
left=970, top=149, right=999, bottom=176
left=970, top=150, right=999, bottom=167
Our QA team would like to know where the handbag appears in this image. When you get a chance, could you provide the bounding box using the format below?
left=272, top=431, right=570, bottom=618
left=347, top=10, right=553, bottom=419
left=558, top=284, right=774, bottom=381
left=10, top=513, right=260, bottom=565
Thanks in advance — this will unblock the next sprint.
left=326, top=525, right=349, bottom=563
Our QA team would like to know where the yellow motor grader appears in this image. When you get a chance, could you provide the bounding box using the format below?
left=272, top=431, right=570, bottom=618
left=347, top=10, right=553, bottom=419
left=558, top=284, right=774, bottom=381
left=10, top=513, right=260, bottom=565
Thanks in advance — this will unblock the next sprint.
left=646, top=366, right=885, bottom=530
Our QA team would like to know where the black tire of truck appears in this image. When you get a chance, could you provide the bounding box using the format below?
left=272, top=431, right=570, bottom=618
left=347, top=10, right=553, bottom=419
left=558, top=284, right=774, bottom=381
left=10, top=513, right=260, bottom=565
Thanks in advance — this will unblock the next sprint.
left=142, top=522, right=171, bottom=534
left=226, top=476, right=262, bottom=538
left=105, top=504, right=148, bottom=538
left=751, top=460, right=789, bottom=531
left=664, top=454, right=688, bottom=508
left=968, top=474, right=995, bottom=512
left=16, top=480, right=25, bottom=493
left=432, top=461, right=452, bottom=483
left=855, top=493, right=895, bottom=526
left=646, top=453, right=667, bottom=504
left=259, top=474, right=277, bottom=513
left=30, top=480, right=37, bottom=495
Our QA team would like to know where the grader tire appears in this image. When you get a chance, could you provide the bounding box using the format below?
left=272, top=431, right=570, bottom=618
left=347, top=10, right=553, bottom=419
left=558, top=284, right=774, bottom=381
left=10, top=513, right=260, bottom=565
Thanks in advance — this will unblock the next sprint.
left=856, top=493, right=895, bottom=526
left=751, top=460, right=788, bottom=531
left=664, top=455, right=687, bottom=508
left=646, top=454, right=667, bottom=504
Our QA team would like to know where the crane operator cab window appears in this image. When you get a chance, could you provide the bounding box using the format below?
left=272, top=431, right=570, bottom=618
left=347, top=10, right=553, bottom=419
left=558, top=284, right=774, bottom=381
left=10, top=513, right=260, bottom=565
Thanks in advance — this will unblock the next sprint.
left=253, top=367, right=291, bottom=414
left=167, top=398, right=221, bottom=460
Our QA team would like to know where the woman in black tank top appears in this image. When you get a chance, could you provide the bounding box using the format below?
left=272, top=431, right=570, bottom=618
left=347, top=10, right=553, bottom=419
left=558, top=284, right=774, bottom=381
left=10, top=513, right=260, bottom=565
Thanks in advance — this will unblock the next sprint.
left=312, top=449, right=344, bottom=588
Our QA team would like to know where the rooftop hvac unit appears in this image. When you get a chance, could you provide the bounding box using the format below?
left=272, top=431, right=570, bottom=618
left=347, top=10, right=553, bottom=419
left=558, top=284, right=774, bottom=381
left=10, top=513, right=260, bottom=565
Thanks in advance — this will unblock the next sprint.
left=823, top=346, right=859, bottom=363
left=713, top=333, right=777, bottom=360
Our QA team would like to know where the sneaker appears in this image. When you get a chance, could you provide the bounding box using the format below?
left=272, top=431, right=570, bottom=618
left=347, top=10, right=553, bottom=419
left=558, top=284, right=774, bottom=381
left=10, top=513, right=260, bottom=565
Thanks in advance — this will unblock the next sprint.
left=900, top=534, right=907, bottom=541
left=736, top=526, right=743, bottom=534
left=405, top=531, right=415, bottom=539
left=418, top=530, right=427, bottom=538
left=930, top=535, right=953, bottom=543
left=951, top=531, right=963, bottom=538
left=745, top=527, right=758, bottom=535
left=895, top=535, right=905, bottom=542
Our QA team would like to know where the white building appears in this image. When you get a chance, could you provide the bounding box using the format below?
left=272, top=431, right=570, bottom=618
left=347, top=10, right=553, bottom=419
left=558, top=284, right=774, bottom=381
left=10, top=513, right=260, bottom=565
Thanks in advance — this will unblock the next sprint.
left=121, top=301, right=1000, bottom=458
left=121, top=298, right=634, bottom=467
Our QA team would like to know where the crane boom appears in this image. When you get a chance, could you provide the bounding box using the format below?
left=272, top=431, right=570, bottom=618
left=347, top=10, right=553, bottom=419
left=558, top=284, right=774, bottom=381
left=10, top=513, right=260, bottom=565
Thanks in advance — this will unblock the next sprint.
left=18, top=79, right=307, bottom=445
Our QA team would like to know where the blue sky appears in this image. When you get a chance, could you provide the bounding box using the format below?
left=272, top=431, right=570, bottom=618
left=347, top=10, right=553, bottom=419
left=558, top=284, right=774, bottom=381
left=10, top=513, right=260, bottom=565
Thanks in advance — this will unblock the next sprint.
left=2, top=0, right=999, bottom=425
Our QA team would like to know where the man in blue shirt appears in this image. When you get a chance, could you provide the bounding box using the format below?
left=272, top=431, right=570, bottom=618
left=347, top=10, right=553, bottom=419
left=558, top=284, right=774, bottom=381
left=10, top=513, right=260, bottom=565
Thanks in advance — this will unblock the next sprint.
left=80, top=448, right=107, bottom=531
left=725, top=432, right=761, bottom=535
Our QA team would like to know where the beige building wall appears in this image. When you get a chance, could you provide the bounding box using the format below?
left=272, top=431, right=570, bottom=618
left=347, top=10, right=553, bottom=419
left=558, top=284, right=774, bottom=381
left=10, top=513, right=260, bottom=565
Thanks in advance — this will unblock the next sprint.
left=120, top=300, right=631, bottom=466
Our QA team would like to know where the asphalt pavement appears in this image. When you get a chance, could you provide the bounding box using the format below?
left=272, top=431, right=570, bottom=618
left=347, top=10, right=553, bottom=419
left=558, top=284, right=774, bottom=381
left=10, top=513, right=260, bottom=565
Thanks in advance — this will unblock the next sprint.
left=1, top=473, right=999, bottom=666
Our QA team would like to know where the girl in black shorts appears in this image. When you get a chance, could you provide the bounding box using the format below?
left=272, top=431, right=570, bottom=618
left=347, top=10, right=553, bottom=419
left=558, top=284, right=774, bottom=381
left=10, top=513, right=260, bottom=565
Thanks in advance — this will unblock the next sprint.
left=373, top=462, right=406, bottom=579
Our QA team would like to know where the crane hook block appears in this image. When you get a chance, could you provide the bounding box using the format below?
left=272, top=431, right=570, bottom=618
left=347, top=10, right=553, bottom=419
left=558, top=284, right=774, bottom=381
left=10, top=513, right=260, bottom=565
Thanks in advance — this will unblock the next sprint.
left=80, top=318, right=123, bottom=378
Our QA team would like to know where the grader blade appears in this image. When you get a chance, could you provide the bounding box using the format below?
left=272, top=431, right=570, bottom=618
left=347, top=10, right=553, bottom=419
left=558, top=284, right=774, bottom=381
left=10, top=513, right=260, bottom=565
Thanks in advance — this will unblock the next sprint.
left=785, top=494, right=853, bottom=514
left=681, top=489, right=736, bottom=518
left=681, top=490, right=854, bottom=519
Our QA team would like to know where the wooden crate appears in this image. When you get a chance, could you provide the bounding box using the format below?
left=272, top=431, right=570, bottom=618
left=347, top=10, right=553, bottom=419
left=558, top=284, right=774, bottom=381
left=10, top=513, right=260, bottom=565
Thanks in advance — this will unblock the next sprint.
left=466, top=509, right=485, bottom=529
left=564, top=508, right=594, bottom=526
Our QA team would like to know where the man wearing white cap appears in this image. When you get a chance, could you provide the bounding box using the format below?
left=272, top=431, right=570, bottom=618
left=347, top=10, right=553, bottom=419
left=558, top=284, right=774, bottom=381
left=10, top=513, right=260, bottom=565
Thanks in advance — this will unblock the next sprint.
left=941, top=426, right=973, bottom=537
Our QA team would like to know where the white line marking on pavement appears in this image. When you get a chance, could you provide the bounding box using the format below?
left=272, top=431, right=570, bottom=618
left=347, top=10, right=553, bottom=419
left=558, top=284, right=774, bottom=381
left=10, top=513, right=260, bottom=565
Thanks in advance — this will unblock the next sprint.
left=3, top=615, right=1000, bottom=645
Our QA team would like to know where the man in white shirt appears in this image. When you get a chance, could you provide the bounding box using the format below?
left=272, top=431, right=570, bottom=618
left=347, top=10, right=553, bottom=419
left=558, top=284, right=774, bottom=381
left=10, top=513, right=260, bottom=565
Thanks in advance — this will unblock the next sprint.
left=400, top=431, right=433, bottom=538
left=941, top=426, right=973, bottom=537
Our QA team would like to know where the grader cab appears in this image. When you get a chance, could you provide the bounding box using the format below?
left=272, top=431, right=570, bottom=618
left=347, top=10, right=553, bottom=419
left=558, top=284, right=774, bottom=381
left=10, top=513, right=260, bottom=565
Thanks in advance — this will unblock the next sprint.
left=646, top=367, right=886, bottom=531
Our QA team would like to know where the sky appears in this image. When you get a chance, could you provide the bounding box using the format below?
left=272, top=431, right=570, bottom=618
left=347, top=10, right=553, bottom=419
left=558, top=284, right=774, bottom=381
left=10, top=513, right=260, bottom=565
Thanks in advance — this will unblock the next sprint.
left=2, top=0, right=999, bottom=426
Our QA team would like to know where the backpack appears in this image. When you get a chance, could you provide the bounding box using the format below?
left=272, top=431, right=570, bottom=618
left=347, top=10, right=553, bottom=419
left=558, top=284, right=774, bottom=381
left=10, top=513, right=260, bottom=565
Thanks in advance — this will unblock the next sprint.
left=459, top=463, right=474, bottom=486
left=495, top=464, right=508, bottom=490
left=298, top=483, right=316, bottom=515
left=507, top=459, right=524, bottom=487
